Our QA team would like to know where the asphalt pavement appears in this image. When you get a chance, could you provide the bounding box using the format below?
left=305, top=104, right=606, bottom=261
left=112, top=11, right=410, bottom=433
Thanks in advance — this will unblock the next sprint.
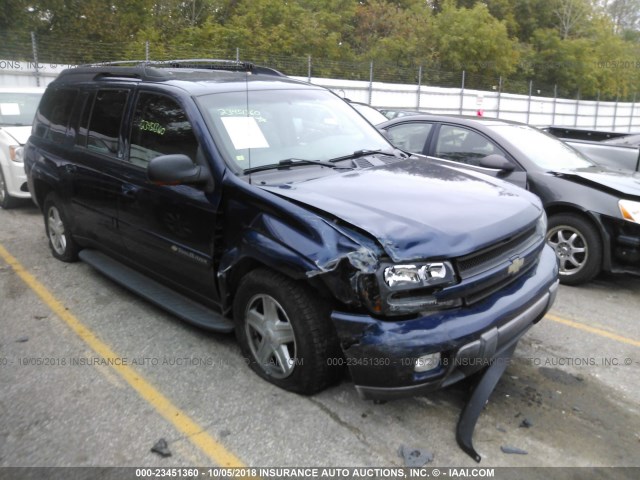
left=1, top=203, right=639, bottom=473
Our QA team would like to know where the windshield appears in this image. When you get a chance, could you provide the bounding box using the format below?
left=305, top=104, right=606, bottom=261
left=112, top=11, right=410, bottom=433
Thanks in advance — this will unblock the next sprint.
left=0, top=92, right=43, bottom=126
left=350, top=103, right=388, bottom=125
left=489, top=124, right=594, bottom=170
left=197, top=88, right=391, bottom=172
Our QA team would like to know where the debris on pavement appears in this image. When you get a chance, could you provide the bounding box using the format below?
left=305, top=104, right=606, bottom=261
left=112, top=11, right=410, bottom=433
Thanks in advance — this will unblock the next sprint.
left=151, top=438, right=172, bottom=457
left=519, top=418, right=533, bottom=428
left=501, top=445, right=528, bottom=455
left=398, top=445, right=434, bottom=467
left=16, top=336, right=29, bottom=343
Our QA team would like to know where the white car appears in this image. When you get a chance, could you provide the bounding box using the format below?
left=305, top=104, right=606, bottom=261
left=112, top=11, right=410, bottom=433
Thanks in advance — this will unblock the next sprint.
left=0, top=87, right=44, bottom=208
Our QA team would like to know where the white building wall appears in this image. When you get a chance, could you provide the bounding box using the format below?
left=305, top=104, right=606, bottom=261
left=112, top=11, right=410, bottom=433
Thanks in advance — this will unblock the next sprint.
left=300, top=76, right=640, bottom=132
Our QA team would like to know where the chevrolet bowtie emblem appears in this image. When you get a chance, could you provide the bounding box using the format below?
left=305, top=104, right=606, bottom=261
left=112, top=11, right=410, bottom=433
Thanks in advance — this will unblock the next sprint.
left=508, top=257, right=525, bottom=275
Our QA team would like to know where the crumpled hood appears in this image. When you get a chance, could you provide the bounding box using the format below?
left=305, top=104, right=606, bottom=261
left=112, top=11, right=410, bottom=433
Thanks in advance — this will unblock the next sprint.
left=554, top=167, right=640, bottom=198
left=0, top=126, right=32, bottom=145
left=262, top=158, right=543, bottom=262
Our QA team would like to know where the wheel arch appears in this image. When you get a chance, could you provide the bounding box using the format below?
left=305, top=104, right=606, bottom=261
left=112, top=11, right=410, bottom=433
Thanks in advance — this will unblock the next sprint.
left=32, top=178, right=54, bottom=212
left=220, top=254, right=335, bottom=319
left=545, top=203, right=608, bottom=250
left=544, top=203, right=610, bottom=279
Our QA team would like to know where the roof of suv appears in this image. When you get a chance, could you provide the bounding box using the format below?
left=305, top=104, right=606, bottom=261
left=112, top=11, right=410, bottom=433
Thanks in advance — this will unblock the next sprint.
left=51, top=59, right=314, bottom=95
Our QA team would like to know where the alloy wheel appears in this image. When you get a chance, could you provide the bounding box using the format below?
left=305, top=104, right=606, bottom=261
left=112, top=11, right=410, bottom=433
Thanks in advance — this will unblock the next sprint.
left=546, top=225, right=588, bottom=276
left=244, top=293, right=297, bottom=379
left=47, top=206, right=68, bottom=256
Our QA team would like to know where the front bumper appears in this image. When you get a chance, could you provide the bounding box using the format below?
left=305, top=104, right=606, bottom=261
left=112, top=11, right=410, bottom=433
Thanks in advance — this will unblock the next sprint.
left=607, top=216, right=640, bottom=275
left=2, top=160, right=31, bottom=199
left=588, top=212, right=640, bottom=276
left=331, top=245, right=559, bottom=400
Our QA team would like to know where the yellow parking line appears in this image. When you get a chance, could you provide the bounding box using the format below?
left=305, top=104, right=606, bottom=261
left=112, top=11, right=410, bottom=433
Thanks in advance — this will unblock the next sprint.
left=0, top=243, right=245, bottom=467
left=546, top=312, right=640, bottom=348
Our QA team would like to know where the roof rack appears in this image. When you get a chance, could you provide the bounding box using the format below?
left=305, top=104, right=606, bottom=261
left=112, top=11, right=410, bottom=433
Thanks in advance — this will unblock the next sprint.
left=57, top=59, right=285, bottom=82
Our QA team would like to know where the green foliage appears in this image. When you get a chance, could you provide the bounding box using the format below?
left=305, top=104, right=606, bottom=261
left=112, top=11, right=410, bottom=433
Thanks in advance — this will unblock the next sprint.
left=1, top=0, right=639, bottom=99
left=431, top=0, right=520, bottom=86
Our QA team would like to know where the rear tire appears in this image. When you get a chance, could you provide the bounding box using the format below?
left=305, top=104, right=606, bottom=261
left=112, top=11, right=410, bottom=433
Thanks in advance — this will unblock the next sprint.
left=546, top=214, right=602, bottom=285
left=43, top=193, right=79, bottom=262
left=0, top=167, right=19, bottom=209
left=233, top=268, right=342, bottom=394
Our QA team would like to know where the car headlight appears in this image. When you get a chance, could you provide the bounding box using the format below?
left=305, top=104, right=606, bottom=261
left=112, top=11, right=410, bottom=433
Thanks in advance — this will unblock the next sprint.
left=9, top=145, right=24, bottom=163
left=536, top=211, right=548, bottom=237
left=384, top=261, right=455, bottom=288
left=619, top=200, right=640, bottom=224
left=359, top=261, right=459, bottom=316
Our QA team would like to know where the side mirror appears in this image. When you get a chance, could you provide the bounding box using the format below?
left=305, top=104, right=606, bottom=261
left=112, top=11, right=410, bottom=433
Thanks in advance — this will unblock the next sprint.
left=479, top=154, right=515, bottom=172
left=148, top=154, right=211, bottom=186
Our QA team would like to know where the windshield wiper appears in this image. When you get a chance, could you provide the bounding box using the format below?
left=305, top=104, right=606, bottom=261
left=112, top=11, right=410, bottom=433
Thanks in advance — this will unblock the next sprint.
left=243, top=158, right=354, bottom=174
left=328, top=148, right=406, bottom=163
left=328, top=149, right=382, bottom=163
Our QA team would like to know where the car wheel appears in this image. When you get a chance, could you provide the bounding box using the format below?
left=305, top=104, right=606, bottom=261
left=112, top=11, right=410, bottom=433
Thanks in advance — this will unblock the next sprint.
left=43, top=193, right=79, bottom=262
left=546, top=214, right=602, bottom=285
left=0, top=167, right=19, bottom=209
left=234, top=268, right=342, bottom=394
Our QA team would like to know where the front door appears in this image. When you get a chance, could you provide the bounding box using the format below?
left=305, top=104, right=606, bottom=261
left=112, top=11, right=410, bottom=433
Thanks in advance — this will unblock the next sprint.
left=432, top=124, right=527, bottom=188
left=117, top=91, right=219, bottom=304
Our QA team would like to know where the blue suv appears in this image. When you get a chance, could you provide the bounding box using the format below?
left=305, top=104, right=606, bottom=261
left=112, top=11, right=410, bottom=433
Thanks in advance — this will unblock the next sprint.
left=24, top=61, right=558, bottom=400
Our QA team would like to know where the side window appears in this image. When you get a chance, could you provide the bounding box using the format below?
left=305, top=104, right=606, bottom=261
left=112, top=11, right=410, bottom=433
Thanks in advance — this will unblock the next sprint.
left=33, top=88, right=78, bottom=142
left=129, top=92, right=199, bottom=168
left=435, top=125, right=504, bottom=166
left=386, top=123, right=432, bottom=153
left=86, top=89, right=128, bottom=156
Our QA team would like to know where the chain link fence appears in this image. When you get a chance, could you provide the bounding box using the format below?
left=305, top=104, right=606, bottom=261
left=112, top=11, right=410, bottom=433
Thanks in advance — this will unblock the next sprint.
left=3, top=33, right=638, bottom=101
left=1, top=33, right=638, bottom=131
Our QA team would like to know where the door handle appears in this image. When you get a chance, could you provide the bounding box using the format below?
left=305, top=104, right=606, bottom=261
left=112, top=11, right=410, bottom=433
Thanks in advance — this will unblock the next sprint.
left=121, top=184, right=140, bottom=199
left=64, top=164, right=77, bottom=174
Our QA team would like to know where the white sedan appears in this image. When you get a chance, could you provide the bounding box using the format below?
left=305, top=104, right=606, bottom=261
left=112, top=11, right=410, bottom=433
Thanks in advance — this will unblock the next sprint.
left=0, top=87, right=44, bottom=208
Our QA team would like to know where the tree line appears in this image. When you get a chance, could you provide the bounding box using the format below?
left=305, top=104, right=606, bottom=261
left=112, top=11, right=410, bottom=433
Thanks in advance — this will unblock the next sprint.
left=2, top=0, right=640, bottom=100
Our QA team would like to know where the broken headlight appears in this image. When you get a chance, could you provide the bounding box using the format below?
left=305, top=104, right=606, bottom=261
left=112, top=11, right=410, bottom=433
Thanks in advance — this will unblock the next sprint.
left=358, top=261, right=460, bottom=316
left=383, top=262, right=454, bottom=288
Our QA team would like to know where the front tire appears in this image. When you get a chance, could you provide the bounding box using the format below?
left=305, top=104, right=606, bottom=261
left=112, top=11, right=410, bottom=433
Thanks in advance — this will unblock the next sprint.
left=0, top=167, right=19, bottom=209
left=546, top=213, right=602, bottom=285
left=43, top=193, right=80, bottom=262
left=234, top=268, right=342, bottom=394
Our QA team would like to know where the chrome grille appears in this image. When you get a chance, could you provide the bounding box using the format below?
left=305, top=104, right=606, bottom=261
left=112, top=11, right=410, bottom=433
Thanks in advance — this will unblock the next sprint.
left=456, top=225, right=538, bottom=280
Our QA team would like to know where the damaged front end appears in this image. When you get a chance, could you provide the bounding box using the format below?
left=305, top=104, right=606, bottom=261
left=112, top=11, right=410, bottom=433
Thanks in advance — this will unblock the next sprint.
left=331, top=245, right=558, bottom=461
left=328, top=218, right=558, bottom=462
left=219, top=165, right=558, bottom=462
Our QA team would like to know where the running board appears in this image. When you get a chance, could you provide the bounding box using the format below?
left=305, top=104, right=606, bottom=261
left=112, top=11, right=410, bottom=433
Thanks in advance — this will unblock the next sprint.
left=79, top=249, right=234, bottom=333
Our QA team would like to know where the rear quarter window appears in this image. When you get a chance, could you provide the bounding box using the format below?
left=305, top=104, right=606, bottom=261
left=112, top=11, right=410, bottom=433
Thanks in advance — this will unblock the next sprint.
left=33, top=88, right=78, bottom=142
left=85, top=89, right=129, bottom=157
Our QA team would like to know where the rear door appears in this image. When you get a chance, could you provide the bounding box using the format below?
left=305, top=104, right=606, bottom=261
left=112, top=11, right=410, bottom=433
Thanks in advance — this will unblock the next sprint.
left=116, top=90, right=219, bottom=303
left=67, top=88, right=130, bottom=253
